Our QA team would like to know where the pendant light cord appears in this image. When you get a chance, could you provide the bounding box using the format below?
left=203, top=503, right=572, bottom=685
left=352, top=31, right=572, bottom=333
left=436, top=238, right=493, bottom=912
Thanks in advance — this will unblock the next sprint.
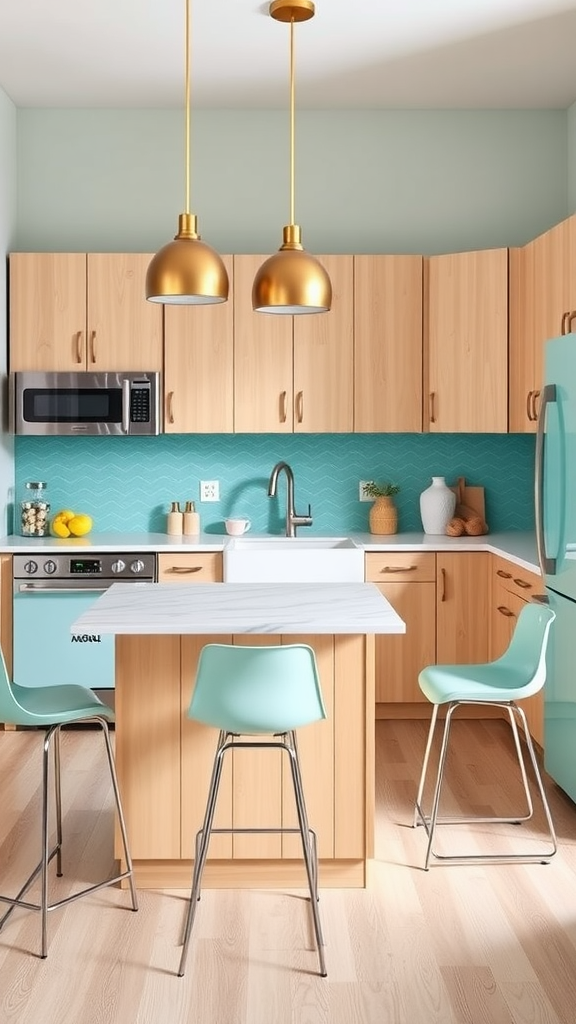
left=185, top=0, right=191, bottom=216
left=289, top=16, right=295, bottom=227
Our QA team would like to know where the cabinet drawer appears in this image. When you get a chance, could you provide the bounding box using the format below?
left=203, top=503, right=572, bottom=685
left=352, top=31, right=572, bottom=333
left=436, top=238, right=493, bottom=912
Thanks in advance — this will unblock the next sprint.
left=492, top=555, right=541, bottom=601
left=365, top=551, right=436, bottom=584
left=158, top=552, right=223, bottom=582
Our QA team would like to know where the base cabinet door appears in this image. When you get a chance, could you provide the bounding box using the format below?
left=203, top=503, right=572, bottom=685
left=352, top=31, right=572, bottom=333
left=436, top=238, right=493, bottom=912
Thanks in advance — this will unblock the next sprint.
left=436, top=552, right=491, bottom=664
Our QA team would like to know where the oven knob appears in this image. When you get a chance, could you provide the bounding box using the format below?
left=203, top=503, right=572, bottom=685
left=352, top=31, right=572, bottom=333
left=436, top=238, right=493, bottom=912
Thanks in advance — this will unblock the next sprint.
left=130, top=559, right=145, bottom=574
left=111, top=559, right=126, bottom=574
left=43, top=560, right=57, bottom=575
left=23, top=559, right=38, bottom=575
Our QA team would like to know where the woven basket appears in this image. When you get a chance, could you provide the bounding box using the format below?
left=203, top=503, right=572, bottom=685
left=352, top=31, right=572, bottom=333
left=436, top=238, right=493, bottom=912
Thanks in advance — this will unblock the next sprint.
left=369, top=496, right=398, bottom=535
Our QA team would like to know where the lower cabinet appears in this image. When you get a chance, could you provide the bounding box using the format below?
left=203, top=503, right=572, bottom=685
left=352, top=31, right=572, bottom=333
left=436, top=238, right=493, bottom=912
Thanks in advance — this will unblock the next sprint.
left=369, top=550, right=491, bottom=712
left=365, top=552, right=436, bottom=702
left=489, top=555, right=544, bottom=746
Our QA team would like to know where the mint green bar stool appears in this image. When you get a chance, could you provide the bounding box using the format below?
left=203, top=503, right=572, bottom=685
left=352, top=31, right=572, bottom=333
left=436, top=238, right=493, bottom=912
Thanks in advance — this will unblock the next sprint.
left=178, top=643, right=328, bottom=979
left=0, top=647, right=138, bottom=958
left=414, top=602, right=557, bottom=869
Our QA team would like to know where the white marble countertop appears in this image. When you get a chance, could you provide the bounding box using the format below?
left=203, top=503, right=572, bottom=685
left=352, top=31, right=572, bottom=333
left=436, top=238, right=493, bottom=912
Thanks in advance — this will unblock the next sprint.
left=0, top=530, right=540, bottom=573
left=70, top=581, right=407, bottom=636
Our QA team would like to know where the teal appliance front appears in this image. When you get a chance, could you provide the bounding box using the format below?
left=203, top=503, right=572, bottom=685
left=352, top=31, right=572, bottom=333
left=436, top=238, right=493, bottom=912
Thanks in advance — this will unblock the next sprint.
left=537, top=332, right=576, bottom=802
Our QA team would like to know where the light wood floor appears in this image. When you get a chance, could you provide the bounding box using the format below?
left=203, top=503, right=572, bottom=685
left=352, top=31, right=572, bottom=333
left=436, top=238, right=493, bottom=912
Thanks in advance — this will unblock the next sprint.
left=1, top=719, right=576, bottom=1024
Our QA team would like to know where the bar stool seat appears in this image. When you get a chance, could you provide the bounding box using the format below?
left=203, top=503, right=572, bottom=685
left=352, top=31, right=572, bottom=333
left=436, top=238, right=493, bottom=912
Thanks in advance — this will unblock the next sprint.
left=0, top=651, right=138, bottom=958
left=178, top=642, right=328, bottom=979
left=413, top=602, right=557, bottom=869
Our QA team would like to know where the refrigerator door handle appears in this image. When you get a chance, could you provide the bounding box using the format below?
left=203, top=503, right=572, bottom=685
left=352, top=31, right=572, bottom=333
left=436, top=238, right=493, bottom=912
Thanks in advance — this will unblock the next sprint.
left=535, top=383, right=557, bottom=576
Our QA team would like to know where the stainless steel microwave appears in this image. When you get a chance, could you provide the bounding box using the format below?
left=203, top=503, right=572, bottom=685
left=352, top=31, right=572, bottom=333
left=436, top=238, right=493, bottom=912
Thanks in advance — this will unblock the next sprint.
left=11, top=371, right=162, bottom=436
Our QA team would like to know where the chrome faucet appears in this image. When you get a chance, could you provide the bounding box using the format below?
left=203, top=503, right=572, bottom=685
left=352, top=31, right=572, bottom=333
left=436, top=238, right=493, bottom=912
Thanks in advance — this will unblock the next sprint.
left=267, top=461, right=313, bottom=538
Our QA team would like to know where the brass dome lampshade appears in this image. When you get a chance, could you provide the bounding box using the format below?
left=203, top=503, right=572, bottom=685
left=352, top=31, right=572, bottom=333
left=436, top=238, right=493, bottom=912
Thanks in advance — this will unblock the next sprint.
left=252, top=0, right=331, bottom=315
left=146, top=0, right=229, bottom=305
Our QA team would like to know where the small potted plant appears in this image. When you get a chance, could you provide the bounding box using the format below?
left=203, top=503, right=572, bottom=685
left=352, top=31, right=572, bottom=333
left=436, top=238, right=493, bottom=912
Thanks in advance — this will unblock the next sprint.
left=362, top=480, right=401, bottom=535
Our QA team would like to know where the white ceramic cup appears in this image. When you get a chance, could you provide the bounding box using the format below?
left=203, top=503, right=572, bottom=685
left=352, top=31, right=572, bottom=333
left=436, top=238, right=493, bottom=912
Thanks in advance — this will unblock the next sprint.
left=225, top=517, right=251, bottom=536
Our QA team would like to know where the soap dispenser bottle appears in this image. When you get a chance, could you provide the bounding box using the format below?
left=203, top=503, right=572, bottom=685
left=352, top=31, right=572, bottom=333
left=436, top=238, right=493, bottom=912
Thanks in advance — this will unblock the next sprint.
left=183, top=500, right=200, bottom=536
left=166, top=501, right=183, bottom=536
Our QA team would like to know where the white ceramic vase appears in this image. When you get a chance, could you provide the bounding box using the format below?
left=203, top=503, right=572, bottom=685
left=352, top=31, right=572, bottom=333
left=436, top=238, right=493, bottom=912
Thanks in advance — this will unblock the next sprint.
left=419, top=476, right=456, bottom=535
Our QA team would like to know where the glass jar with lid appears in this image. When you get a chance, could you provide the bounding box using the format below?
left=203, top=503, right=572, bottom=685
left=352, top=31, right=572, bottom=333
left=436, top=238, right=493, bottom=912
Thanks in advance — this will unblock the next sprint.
left=20, top=481, right=50, bottom=536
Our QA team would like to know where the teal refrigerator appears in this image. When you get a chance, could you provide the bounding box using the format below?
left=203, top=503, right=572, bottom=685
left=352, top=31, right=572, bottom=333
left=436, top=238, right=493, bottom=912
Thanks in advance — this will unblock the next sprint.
left=537, top=332, right=576, bottom=803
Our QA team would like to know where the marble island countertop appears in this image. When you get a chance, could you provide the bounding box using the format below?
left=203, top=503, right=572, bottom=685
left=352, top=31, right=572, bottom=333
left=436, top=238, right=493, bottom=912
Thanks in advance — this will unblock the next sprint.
left=0, top=530, right=539, bottom=573
left=70, top=581, right=407, bottom=635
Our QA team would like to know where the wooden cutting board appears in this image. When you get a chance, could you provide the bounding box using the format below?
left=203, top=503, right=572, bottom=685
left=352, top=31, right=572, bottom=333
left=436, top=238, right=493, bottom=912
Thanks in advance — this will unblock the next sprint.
left=451, top=476, right=487, bottom=523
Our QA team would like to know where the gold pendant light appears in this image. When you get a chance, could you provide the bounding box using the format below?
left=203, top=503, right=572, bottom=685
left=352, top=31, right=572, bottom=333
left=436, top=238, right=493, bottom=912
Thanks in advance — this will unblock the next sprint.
left=146, top=0, right=229, bottom=305
left=252, top=0, right=332, bottom=315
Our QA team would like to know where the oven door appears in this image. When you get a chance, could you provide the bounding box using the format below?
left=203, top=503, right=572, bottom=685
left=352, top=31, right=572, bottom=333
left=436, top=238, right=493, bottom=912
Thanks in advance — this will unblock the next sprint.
left=13, top=581, right=115, bottom=691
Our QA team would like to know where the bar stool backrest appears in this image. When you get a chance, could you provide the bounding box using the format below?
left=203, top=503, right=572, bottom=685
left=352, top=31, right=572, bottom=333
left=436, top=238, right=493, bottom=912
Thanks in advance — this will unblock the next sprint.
left=187, top=643, right=327, bottom=734
left=492, top=602, right=556, bottom=699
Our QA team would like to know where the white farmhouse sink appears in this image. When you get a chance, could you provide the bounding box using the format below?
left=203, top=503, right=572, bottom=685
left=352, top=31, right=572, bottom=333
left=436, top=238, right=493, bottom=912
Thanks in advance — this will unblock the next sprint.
left=223, top=536, right=364, bottom=583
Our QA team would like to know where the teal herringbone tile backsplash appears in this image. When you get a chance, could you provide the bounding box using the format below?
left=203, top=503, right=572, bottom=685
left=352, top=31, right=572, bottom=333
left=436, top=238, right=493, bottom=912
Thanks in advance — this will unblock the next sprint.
left=15, top=434, right=535, bottom=535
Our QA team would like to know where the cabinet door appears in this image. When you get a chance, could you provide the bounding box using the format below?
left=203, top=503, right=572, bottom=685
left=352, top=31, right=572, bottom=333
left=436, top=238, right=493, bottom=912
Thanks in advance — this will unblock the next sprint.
left=509, top=242, right=539, bottom=433
left=375, top=582, right=436, bottom=701
left=436, top=552, right=490, bottom=664
left=233, top=254, right=293, bottom=432
left=86, top=254, right=162, bottom=371
left=293, top=255, right=354, bottom=432
left=164, top=255, right=234, bottom=433
left=354, top=255, right=423, bottom=432
left=425, top=248, right=508, bottom=432
left=9, top=253, right=87, bottom=371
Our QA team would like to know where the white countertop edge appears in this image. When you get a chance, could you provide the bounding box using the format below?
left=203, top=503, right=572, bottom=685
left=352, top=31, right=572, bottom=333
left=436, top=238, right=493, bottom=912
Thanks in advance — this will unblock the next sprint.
left=0, top=530, right=540, bottom=574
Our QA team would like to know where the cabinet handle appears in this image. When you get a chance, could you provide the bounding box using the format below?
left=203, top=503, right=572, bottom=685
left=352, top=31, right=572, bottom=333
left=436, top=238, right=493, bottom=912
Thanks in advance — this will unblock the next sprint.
left=496, top=569, right=512, bottom=579
left=280, top=391, right=287, bottom=424
left=513, top=578, right=532, bottom=589
left=296, top=390, right=304, bottom=424
left=166, top=566, right=203, bottom=574
left=497, top=605, right=516, bottom=618
left=89, top=330, right=97, bottom=363
left=561, top=312, right=570, bottom=335
left=167, top=391, right=175, bottom=425
left=531, top=390, right=541, bottom=421
left=379, top=565, right=417, bottom=574
left=429, top=392, right=436, bottom=424
left=526, top=390, right=534, bottom=421
left=440, top=567, right=446, bottom=602
left=75, top=331, right=84, bottom=364
left=568, top=311, right=576, bottom=333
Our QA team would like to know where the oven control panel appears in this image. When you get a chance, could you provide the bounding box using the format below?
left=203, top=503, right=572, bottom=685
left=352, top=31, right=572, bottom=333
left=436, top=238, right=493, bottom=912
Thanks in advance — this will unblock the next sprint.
left=13, top=553, right=157, bottom=581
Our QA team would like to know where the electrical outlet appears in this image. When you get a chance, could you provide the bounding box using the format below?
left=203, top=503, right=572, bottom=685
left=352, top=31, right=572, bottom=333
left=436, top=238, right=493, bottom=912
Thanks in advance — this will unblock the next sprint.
left=359, top=481, right=372, bottom=502
left=200, top=480, right=220, bottom=502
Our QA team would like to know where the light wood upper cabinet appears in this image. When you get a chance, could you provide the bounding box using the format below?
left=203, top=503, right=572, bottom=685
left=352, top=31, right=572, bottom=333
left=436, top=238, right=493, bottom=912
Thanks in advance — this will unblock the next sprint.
left=164, top=255, right=234, bottom=433
left=293, top=255, right=354, bottom=433
left=9, top=252, right=163, bottom=372
left=425, top=248, right=508, bottom=432
left=354, top=255, right=423, bottom=432
left=510, top=215, right=576, bottom=432
left=233, top=253, right=354, bottom=433
left=233, top=254, right=293, bottom=433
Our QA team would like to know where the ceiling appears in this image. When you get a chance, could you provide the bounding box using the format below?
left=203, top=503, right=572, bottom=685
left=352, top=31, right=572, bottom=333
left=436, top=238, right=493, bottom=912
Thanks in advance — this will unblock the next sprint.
left=1, top=0, right=576, bottom=110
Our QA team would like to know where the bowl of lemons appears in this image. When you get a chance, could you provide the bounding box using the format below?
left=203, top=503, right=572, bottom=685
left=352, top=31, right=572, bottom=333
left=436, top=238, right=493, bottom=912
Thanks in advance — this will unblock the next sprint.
left=50, top=509, right=93, bottom=538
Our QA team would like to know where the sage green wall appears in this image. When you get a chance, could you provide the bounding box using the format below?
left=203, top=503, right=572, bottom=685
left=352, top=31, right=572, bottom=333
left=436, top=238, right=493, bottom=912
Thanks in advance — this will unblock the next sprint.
left=0, top=86, right=16, bottom=535
left=568, top=101, right=576, bottom=214
left=15, top=108, right=568, bottom=254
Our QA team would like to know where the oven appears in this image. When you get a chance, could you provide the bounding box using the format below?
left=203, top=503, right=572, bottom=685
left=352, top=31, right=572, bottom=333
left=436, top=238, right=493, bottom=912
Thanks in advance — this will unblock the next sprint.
left=12, top=553, right=156, bottom=703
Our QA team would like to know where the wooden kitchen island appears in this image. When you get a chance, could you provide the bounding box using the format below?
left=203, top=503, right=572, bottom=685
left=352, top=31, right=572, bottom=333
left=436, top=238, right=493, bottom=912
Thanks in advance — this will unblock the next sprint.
left=72, top=581, right=405, bottom=889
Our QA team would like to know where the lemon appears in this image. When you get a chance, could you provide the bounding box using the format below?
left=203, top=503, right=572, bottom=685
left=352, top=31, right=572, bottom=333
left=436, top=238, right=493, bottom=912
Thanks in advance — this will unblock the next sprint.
left=68, top=513, right=93, bottom=537
left=55, top=508, right=75, bottom=523
left=51, top=518, right=71, bottom=538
